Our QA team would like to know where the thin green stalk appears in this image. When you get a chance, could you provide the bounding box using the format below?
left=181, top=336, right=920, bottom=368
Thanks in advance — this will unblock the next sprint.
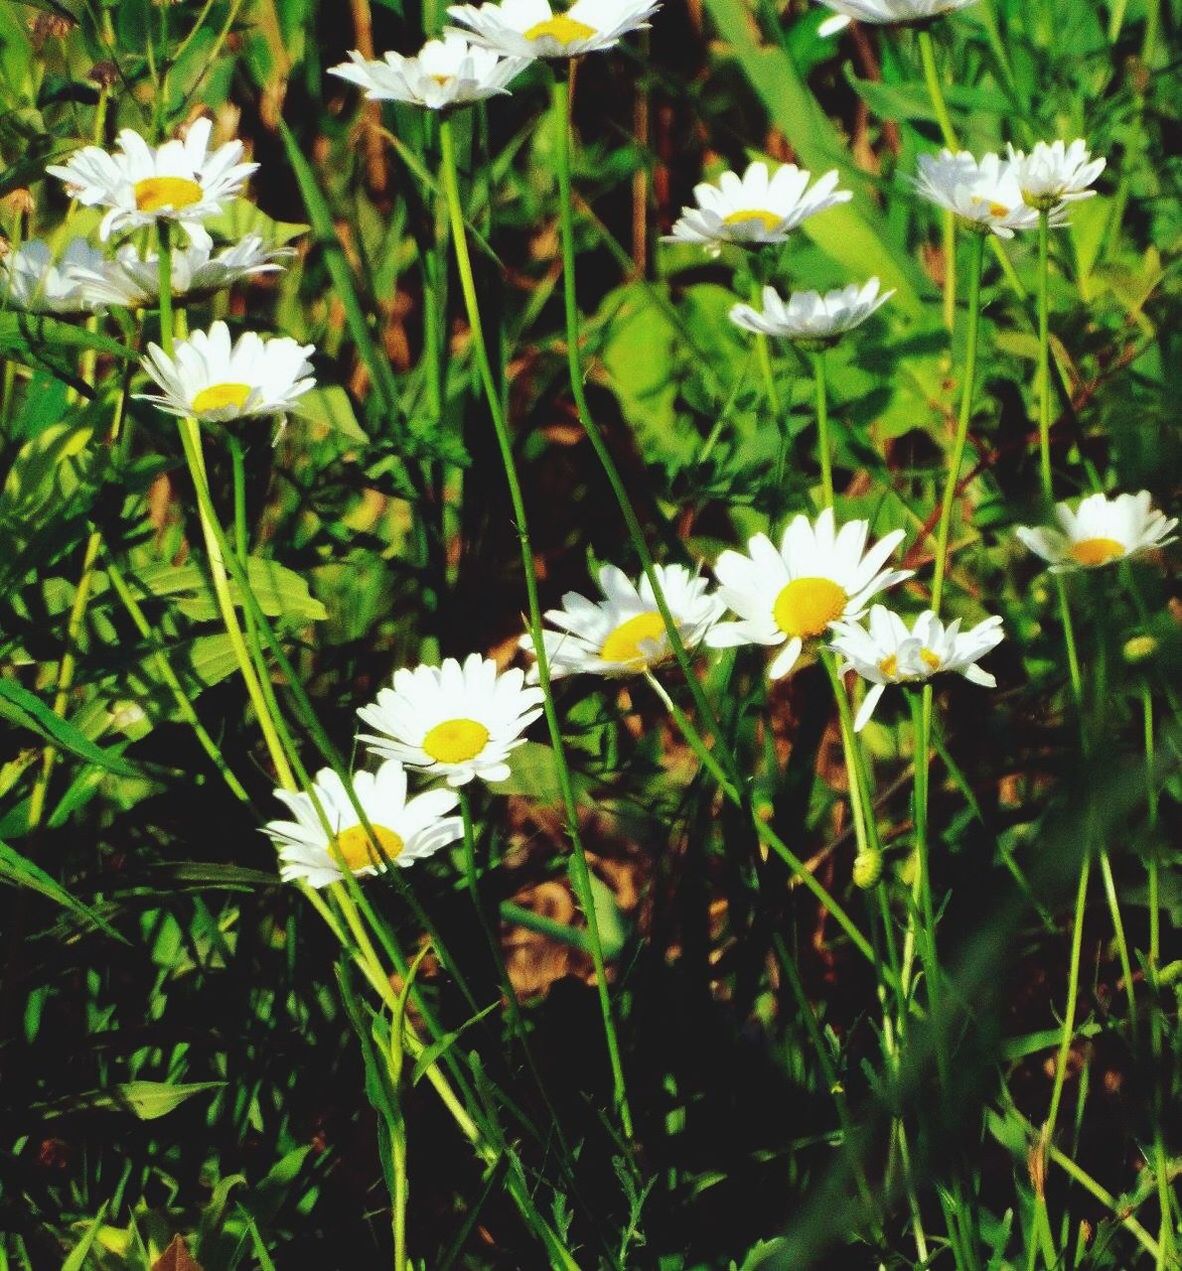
left=102, top=551, right=250, bottom=803
left=438, top=115, right=633, bottom=1139
left=931, top=230, right=985, bottom=615
left=917, top=28, right=959, bottom=148
left=812, top=351, right=833, bottom=508
left=644, top=670, right=884, bottom=981
left=550, top=73, right=746, bottom=801
left=1036, top=209, right=1053, bottom=496
left=157, top=225, right=297, bottom=792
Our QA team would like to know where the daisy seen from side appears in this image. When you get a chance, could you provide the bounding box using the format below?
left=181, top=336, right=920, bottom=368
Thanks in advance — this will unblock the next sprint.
left=729, top=278, right=893, bottom=348
left=812, top=0, right=979, bottom=37
left=664, top=161, right=852, bottom=253
left=520, top=563, right=724, bottom=680
left=706, top=508, right=913, bottom=679
left=829, top=605, right=1005, bottom=731
left=1015, top=491, right=1178, bottom=572
left=357, top=653, right=544, bottom=787
left=262, top=760, right=463, bottom=888
left=1005, top=139, right=1106, bottom=211
left=138, top=320, right=315, bottom=422
left=914, top=149, right=1068, bottom=237
left=0, top=237, right=108, bottom=314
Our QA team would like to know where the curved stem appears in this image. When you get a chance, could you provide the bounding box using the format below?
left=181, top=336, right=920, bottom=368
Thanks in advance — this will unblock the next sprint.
left=917, top=28, right=959, bottom=148
left=438, top=115, right=633, bottom=1139
left=931, top=230, right=985, bottom=615
left=550, top=73, right=746, bottom=800
left=812, top=351, right=833, bottom=509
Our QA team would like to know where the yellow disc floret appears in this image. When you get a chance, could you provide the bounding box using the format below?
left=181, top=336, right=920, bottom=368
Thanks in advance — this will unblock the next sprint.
left=134, top=176, right=204, bottom=212
left=523, top=14, right=596, bottom=43
left=333, top=823, right=404, bottom=872
left=721, top=209, right=783, bottom=233
left=423, top=718, right=490, bottom=765
left=600, top=611, right=667, bottom=666
left=772, top=577, right=848, bottom=639
left=1068, top=536, right=1126, bottom=567
left=192, top=382, right=252, bottom=415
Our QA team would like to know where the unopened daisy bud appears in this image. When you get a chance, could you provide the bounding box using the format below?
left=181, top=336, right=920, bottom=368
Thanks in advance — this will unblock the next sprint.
left=1122, top=634, right=1157, bottom=664
left=852, top=848, right=883, bottom=889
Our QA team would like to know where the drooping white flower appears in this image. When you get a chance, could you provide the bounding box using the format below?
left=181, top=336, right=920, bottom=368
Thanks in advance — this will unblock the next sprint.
left=830, top=605, right=1004, bottom=730
left=914, top=149, right=1068, bottom=237
left=138, top=320, right=315, bottom=422
left=357, top=653, right=544, bottom=787
left=664, top=161, right=852, bottom=252
left=813, top=0, right=978, bottom=37
left=262, top=761, right=463, bottom=889
left=1015, top=491, right=1177, bottom=572
left=1005, top=140, right=1106, bottom=210
left=446, top=0, right=659, bottom=59
left=329, top=33, right=527, bottom=109
left=69, top=236, right=289, bottom=308
left=46, top=119, right=257, bottom=249
left=729, top=278, right=893, bottom=346
left=0, top=237, right=108, bottom=314
left=706, top=509, right=913, bottom=680
left=520, top=563, right=724, bottom=680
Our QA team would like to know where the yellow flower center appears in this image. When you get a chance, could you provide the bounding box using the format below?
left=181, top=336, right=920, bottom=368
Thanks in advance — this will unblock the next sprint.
left=134, top=175, right=204, bottom=213
left=1068, top=536, right=1126, bottom=567
left=523, top=14, right=596, bottom=43
left=333, top=823, right=403, bottom=872
left=772, top=577, right=848, bottom=639
left=919, top=647, right=941, bottom=672
left=430, top=73, right=454, bottom=85
left=878, top=653, right=898, bottom=679
left=422, top=717, right=490, bottom=764
left=721, top=208, right=783, bottom=232
left=988, top=201, right=1010, bottom=218
left=599, top=611, right=668, bottom=666
left=191, top=382, right=252, bottom=415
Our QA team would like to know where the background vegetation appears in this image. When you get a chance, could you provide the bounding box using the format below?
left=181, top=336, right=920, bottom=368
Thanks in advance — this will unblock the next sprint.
left=0, top=0, right=1179, bottom=1266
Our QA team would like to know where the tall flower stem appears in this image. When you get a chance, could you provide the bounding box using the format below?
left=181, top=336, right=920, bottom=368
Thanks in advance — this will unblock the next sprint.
left=550, top=73, right=746, bottom=799
left=930, top=229, right=985, bottom=615
left=811, top=350, right=833, bottom=508
left=1036, top=209, right=1054, bottom=495
left=438, top=115, right=633, bottom=1139
left=917, top=28, right=959, bottom=331
left=156, top=225, right=296, bottom=792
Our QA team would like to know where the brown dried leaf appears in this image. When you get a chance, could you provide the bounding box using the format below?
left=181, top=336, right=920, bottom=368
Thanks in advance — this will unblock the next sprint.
left=152, top=1235, right=203, bottom=1271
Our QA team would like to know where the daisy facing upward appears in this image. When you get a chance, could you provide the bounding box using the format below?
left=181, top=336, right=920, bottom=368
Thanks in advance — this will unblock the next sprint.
left=357, top=654, right=544, bottom=787
left=706, top=508, right=913, bottom=679
left=446, top=0, right=661, bottom=61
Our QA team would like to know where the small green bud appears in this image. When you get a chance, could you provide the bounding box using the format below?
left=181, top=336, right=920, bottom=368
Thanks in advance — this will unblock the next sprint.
left=853, top=848, right=883, bottom=889
left=1123, top=634, right=1157, bottom=664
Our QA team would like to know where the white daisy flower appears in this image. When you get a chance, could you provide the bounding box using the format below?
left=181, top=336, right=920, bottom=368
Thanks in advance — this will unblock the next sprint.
left=329, top=34, right=527, bottom=110
left=705, top=509, right=913, bottom=680
left=1005, top=140, right=1106, bottom=211
left=262, top=760, right=463, bottom=889
left=830, top=605, right=1004, bottom=731
left=69, top=235, right=289, bottom=308
left=664, top=161, right=852, bottom=252
left=813, top=0, right=978, bottom=37
left=357, top=653, right=544, bottom=787
left=138, top=320, right=315, bottom=422
left=0, top=237, right=108, bottom=314
left=914, top=149, right=1069, bottom=238
left=520, top=562, right=724, bottom=680
left=45, top=118, right=258, bottom=250
left=1015, top=491, right=1178, bottom=572
left=728, top=278, right=893, bottom=347
left=446, top=0, right=659, bottom=60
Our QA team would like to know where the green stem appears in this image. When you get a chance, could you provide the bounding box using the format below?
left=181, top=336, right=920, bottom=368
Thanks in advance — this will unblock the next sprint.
left=931, top=230, right=985, bottom=615
left=1036, top=209, right=1053, bottom=497
left=102, top=551, right=251, bottom=803
left=550, top=73, right=746, bottom=800
left=812, top=351, right=833, bottom=508
left=917, top=28, right=959, bottom=148
left=438, top=115, right=633, bottom=1139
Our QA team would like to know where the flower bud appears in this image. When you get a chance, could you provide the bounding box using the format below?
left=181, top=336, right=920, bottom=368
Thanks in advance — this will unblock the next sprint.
left=853, top=848, right=883, bottom=889
left=1122, top=634, right=1157, bottom=664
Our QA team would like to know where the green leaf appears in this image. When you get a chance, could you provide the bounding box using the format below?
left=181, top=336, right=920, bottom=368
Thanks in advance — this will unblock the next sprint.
left=202, top=198, right=308, bottom=248
left=0, top=680, right=139, bottom=777
left=129, top=557, right=327, bottom=623
left=114, top=1080, right=224, bottom=1121
left=61, top=1204, right=109, bottom=1271
left=0, top=837, right=124, bottom=940
left=411, top=1001, right=498, bottom=1086
left=0, top=311, right=133, bottom=364
left=297, top=386, right=368, bottom=443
